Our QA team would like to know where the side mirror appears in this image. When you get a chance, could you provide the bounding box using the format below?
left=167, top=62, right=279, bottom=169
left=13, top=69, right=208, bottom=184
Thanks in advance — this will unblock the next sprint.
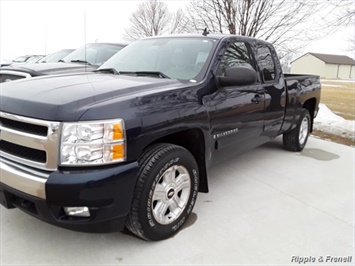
left=218, top=66, right=257, bottom=87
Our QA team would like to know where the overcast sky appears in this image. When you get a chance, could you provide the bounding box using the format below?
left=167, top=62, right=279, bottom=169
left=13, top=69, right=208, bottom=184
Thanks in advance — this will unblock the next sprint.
left=0, top=0, right=354, bottom=62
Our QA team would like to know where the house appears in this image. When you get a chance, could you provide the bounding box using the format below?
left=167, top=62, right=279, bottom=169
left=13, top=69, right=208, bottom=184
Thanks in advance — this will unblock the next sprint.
left=290, top=52, right=355, bottom=79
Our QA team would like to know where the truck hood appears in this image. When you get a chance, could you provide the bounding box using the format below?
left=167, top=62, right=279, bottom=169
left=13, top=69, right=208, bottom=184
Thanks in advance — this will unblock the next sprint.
left=1, top=62, right=97, bottom=76
left=0, top=73, right=189, bottom=121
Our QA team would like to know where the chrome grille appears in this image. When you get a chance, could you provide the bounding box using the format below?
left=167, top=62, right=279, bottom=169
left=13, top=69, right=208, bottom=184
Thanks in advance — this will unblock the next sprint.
left=0, top=140, right=46, bottom=163
left=0, top=112, right=60, bottom=171
left=0, top=117, right=48, bottom=136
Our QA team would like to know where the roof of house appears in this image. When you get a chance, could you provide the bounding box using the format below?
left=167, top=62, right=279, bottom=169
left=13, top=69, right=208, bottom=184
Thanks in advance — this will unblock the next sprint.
left=292, top=52, right=355, bottom=65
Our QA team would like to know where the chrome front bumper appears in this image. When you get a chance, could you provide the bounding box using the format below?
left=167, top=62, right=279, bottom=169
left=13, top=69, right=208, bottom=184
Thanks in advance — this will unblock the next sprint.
left=0, top=157, right=48, bottom=199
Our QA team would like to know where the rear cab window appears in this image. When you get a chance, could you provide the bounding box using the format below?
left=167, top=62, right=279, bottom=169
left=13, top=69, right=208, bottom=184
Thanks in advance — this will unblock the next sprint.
left=255, top=45, right=276, bottom=83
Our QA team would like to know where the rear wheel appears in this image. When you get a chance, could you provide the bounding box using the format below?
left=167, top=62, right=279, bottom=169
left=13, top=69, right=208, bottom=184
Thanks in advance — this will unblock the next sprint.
left=283, top=109, right=311, bottom=151
left=126, top=143, right=199, bottom=241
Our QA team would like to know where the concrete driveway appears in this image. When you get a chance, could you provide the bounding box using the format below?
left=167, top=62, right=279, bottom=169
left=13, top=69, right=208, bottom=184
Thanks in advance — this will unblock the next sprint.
left=1, top=137, right=354, bottom=265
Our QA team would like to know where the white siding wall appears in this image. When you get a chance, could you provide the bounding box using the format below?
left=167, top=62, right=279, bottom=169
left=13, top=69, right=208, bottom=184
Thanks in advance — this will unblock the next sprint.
left=338, top=65, right=355, bottom=79
left=324, top=64, right=338, bottom=79
left=324, top=64, right=354, bottom=79
left=291, top=54, right=325, bottom=77
left=291, top=54, right=355, bottom=79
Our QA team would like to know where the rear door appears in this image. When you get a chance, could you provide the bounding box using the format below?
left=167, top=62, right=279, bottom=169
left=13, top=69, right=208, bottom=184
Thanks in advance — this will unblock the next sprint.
left=255, top=43, right=286, bottom=138
left=207, top=39, right=266, bottom=165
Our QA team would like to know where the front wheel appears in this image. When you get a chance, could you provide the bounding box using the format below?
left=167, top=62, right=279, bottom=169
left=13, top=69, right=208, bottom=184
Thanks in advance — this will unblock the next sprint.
left=283, top=109, right=311, bottom=151
left=126, top=144, right=199, bottom=241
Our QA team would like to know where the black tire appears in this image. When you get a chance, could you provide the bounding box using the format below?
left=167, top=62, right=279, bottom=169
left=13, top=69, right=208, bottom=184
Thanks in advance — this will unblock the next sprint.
left=283, top=109, right=311, bottom=151
left=126, top=143, right=199, bottom=241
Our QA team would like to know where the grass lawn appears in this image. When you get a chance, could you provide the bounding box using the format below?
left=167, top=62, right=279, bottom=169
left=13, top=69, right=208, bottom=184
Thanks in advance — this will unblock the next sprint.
left=311, top=79, right=355, bottom=146
left=320, top=80, right=355, bottom=120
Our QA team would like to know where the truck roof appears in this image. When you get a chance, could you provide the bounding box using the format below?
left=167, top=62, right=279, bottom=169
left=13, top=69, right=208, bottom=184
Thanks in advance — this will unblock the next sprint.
left=142, top=33, right=272, bottom=46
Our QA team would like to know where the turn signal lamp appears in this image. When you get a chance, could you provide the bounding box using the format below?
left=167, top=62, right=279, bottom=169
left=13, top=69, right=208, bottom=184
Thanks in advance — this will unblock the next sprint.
left=60, top=119, right=126, bottom=165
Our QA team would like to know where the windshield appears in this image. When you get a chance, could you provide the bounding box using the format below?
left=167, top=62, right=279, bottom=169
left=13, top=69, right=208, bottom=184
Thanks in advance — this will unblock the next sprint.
left=40, top=49, right=75, bottom=63
left=26, top=56, right=44, bottom=64
left=13, top=56, right=30, bottom=63
left=99, top=38, right=217, bottom=81
left=62, top=43, right=125, bottom=66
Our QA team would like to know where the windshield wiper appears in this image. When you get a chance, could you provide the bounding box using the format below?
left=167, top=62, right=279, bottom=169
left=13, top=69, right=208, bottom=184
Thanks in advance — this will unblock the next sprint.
left=119, top=71, right=170, bottom=79
left=94, top=69, right=171, bottom=78
left=95, top=68, right=120, bottom=74
left=70, top=60, right=91, bottom=65
left=58, top=59, right=65, bottom=63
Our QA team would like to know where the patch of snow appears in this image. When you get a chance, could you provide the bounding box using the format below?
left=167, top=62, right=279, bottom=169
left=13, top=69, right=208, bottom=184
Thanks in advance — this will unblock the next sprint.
left=314, top=103, right=355, bottom=140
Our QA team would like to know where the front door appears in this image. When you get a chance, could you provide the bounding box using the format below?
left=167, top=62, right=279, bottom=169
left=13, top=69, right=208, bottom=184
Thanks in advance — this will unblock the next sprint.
left=206, top=40, right=265, bottom=165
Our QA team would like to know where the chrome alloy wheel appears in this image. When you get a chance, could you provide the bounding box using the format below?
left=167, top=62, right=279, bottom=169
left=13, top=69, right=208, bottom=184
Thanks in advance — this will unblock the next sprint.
left=152, top=165, right=191, bottom=225
left=299, top=116, right=309, bottom=145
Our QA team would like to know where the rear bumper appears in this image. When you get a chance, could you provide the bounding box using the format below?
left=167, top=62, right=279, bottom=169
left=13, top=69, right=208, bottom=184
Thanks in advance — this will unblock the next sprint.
left=0, top=157, right=139, bottom=233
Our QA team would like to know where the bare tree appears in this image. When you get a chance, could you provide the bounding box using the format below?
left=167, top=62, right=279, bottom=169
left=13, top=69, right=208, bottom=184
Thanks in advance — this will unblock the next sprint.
left=328, top=0, right=355, bottom=27
left=124, top=0, right=188, bottom=41
left=325, top=0, right=355, bottom=56
left=184, top=0, right=228, bottom=34
left=185, top=0, right=338, bottom=56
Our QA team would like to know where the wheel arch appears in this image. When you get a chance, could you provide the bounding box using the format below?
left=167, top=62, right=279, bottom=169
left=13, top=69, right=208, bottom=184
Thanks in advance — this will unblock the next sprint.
left=302, top=98, right=316, bottom=132
left=141, top=128, right=209, bottom=193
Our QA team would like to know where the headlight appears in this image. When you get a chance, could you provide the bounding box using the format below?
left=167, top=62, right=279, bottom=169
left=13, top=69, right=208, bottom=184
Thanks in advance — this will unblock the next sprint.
left=60, top=119, right=125, bottom=166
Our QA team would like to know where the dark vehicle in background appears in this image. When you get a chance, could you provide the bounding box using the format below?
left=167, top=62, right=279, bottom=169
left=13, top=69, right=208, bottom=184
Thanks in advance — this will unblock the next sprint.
left=60, top=43, right=126, bottom=66
left=0, top=34, right=321, bottom=241
left=11, top=50, right=75, bottom=65
left=0, top=43, right=126, bottom=83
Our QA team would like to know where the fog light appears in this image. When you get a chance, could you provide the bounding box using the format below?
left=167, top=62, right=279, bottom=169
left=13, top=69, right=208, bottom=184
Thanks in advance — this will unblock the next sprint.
left=64, top=207, right=90, bottom=217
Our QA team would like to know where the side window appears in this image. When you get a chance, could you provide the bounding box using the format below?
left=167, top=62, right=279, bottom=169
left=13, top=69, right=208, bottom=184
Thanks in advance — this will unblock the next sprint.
left=217, top=41, right=255, bottom=76
left=256, top=45, right=276, bottom=82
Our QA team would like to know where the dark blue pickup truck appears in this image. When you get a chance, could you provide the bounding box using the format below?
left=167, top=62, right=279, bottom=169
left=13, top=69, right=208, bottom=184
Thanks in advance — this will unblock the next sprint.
left=0, top=34, right=320, bottom=241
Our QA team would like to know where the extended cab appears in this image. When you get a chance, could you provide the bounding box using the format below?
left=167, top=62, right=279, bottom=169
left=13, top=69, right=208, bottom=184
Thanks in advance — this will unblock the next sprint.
left=0, top=34, right=320, bottom=241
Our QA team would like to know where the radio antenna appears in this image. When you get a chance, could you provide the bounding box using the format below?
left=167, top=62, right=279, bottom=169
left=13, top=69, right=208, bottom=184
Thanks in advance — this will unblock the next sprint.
left=84, top=9, right=87, bottom=72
